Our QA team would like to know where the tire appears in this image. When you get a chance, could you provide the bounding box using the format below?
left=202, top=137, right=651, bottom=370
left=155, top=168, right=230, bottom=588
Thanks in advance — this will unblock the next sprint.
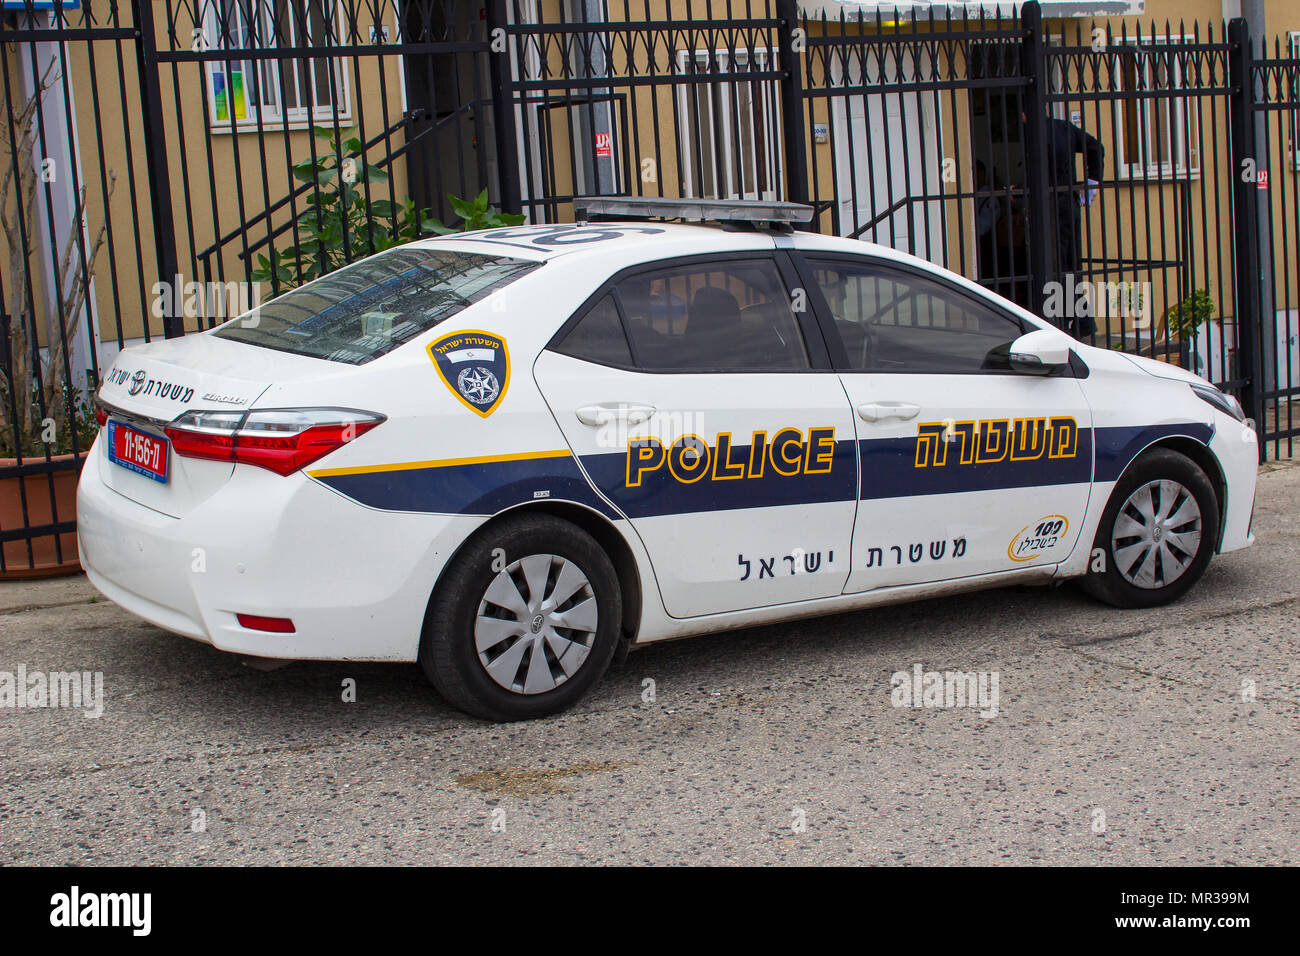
left=420, top=513, right=622, bottom=721
left=1081, top=447, right=1219, bottom=609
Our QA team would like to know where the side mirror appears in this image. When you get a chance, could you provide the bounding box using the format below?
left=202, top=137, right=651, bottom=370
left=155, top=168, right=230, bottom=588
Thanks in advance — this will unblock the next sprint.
left=1009, top=328, right=1072, bottom=375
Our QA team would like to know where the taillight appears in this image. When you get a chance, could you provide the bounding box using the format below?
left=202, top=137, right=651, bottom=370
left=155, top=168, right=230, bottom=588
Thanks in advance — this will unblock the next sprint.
left=164, top=409, right=243, bottom=463
left=236, top=613, right=296, bottom=633
left=94, top=405, right=108, bottom=428
left=165, top=408, right=384, bottom=476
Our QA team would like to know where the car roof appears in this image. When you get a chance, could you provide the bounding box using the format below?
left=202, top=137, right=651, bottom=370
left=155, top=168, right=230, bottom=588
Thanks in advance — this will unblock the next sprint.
left=409, top=220, right=947, bottom=266
left=407, top=221, right=776, bottom=263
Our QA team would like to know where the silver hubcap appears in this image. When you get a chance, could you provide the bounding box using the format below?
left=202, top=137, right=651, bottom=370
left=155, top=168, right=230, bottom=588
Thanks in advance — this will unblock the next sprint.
left=1112, top=479, right=1203, bottom=589
left=475, top=553, right=598, bottom=695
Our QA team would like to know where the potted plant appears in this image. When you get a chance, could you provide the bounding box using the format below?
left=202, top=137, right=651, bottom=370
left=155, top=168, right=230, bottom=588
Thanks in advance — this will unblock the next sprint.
left=1, top=63, right=113, bottom=577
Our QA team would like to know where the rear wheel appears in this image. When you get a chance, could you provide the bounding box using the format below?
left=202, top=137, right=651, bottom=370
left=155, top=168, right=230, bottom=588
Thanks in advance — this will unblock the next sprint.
left=420, top=513, right=622, bottom=721
left=1081, top=448, right=1219, bottom=608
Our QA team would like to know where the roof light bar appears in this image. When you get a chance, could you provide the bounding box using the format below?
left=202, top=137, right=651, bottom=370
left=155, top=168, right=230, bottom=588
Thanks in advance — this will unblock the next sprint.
left=575, top=196, right=814, bottom=227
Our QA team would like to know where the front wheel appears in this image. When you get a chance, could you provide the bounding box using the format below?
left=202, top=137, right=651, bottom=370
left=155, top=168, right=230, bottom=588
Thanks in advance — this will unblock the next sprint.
left=1081, top=447, right=1219, bottom=609
left=420, top=513, right=623, bottom=721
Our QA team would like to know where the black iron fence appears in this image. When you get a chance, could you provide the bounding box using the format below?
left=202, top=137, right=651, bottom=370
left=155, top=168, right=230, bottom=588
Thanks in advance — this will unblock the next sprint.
left=503, top=0, right=1296, bottom=458
left=0, top=0, right=1297, bottom=571
left=1244, top=32, right=1300, bottom=459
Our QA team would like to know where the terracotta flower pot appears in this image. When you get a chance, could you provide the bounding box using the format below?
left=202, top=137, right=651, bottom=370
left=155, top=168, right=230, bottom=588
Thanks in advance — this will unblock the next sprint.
left=0, top=450, right=87, bottom=579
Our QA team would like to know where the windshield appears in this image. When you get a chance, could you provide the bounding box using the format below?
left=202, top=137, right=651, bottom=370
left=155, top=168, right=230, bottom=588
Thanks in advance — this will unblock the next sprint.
left=215, top=247, right=541, bottom=364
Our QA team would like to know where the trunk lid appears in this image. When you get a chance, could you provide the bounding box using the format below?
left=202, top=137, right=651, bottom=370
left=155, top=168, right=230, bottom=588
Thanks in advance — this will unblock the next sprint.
left=95, top=334, right=328, bottom=516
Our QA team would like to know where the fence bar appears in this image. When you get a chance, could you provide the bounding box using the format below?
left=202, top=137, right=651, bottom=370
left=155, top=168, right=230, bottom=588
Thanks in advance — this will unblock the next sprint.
left=1020, top=1, right=1052, bottom=319
left=776, top=0, right=810, bottom=213
left=130, top=0, right=181, bottom=338
left=488, top=0, right=522, bottom=215
left=1228, top=16, right=1263, bottom=446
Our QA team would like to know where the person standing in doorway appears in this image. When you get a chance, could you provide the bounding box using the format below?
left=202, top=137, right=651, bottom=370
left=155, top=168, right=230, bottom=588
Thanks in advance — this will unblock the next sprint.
left=1023, top=111, right=1105, bottom=338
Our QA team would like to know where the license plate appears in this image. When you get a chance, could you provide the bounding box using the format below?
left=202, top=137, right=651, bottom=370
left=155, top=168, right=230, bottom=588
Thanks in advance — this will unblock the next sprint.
left=107, top=420, right=169, bottom=483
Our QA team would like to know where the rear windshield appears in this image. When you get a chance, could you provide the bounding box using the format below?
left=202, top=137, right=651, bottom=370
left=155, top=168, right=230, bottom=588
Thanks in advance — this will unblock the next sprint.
left=215, top=247, right=541, bottom=364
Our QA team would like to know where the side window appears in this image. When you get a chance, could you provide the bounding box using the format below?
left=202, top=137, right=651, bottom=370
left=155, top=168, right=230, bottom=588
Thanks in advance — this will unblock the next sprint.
left=807, top=259, right=1026, bottom=373
left=553, top=295, right=634, bottom=367
left=613, top=258, right=810, bottom=371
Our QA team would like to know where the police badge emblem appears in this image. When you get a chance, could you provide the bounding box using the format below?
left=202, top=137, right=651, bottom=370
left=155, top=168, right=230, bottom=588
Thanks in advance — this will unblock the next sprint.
left=426, top=329, right=511, bottom=418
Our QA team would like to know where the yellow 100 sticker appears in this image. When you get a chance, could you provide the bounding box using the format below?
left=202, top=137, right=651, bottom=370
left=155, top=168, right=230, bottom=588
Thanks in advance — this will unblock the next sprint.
left=1008, top=515, right=1069, bottom=562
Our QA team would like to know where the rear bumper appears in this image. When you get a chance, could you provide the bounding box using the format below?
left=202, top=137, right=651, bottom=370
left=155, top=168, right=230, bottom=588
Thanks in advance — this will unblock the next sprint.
left=76, top=440, right=481, bottom=661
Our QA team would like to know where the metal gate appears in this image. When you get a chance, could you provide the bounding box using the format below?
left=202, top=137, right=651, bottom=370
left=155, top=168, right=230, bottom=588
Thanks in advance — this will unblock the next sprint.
left=146, top=0, right=508, bottom=330
left=503, top=0, right=788, bottom=223
left=1, top=0, right=146, bottom=574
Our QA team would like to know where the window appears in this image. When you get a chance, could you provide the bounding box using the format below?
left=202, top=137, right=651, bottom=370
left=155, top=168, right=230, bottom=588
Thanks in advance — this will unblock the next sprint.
left=1113, top=38, right=1200, bottom=177
left=807, top=259, right=1025, bottom=373
left=1292, top=33, right=1300, bottom=171
left=203, top=0, right=350, bottom=129
left=608, top=258, right=809, bottom=371
left=215, top=248, right=540, bottom=364
left=554, top=295, right=634, bottom=367
left=675, top=49, right=783, bottom=201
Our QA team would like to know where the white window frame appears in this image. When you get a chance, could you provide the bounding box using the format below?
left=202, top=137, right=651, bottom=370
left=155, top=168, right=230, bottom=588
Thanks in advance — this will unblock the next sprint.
left=1112, top=35, right=1201, bottom=179
left=1290, top=32, right=1300, bottom=172
left=202, top=0, right=352, bottom=132
left=674, top=47, right=783, bottom=202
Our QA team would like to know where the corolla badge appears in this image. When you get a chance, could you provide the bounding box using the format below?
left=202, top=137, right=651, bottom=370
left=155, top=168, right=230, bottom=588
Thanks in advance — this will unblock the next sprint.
left=427, top=330, right=510, bottom=418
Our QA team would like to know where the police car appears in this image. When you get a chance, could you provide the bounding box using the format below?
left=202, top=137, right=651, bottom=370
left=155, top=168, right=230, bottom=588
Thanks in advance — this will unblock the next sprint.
left=78, top=198, right=1258, bottom=721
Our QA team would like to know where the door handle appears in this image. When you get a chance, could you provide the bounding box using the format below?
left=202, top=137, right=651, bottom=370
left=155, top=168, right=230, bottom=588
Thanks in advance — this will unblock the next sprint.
left=857, top=401, right=921, bottom=423
left=575, top=403, right=656, bottom=427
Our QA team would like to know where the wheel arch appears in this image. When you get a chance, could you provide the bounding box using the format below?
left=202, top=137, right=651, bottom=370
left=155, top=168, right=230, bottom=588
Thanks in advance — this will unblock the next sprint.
left=1117, top=435, right=1228, bottom=550
left=430, top=500, right=643, bottom=645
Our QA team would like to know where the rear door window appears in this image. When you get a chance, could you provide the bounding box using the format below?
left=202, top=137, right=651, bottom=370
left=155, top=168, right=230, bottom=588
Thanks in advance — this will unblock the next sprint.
left=216, top=247, right=541, bottom=364
left=612, top=258, right=811, bottom=371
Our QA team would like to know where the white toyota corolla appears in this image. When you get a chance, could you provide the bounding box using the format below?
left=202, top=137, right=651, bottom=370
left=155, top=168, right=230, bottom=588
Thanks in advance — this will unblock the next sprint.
left=78, top=202, right=1258, bottom=720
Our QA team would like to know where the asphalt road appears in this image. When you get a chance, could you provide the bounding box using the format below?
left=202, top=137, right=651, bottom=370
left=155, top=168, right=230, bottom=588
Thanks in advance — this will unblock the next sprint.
left=2, top=462, right=1297, bottom=865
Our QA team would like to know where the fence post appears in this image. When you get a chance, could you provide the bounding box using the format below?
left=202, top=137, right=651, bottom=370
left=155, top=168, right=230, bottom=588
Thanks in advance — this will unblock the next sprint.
left=487, top=0, right=522, bottom=217
left=776, top=0, right=810, bottom=218
left=1020, top=1, right=1052, bottom=319
left=130, top=0, right=181, bottom=338
left=1228, top=16, right=1263, bottom=441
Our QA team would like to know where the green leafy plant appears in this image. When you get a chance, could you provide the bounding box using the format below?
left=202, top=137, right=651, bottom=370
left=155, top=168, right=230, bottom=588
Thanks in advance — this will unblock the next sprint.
left=1166, top=288, right=1216, bottom=340
left=252, top=127, right=523, bottom=292
left=435, top=189, right=526, bottom=233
